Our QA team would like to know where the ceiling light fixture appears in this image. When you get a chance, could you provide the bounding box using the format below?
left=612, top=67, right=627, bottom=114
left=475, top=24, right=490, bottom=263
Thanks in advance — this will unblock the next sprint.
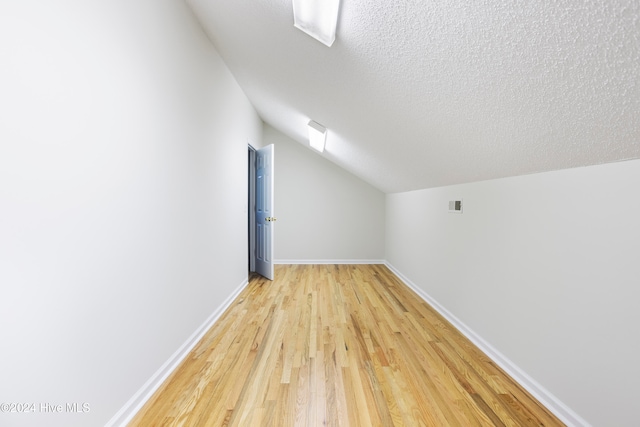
left=292, top=0, right=340, bottom=47
left=308, top=120, right=327, bottom=152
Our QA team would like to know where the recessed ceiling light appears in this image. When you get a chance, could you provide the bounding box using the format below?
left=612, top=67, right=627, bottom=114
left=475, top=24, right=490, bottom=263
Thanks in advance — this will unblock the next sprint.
left=308, top=120, right=327, bottom=152
left=292, top=0, right=340, bottom=47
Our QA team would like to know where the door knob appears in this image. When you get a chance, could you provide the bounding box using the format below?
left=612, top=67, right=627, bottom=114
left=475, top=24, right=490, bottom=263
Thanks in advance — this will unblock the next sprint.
left=265, top=217, right=277, bottom=222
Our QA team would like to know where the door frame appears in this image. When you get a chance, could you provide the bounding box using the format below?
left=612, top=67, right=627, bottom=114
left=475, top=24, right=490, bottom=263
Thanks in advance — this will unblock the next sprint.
left=248, top=144, right=256, bottom=273
left=248, top=142, right=275, bottom=279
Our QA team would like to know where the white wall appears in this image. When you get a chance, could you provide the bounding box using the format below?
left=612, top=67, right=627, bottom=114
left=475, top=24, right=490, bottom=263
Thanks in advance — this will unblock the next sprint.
left=264, top=125, right=385, bottom=262
left=0, top=1, right=261, bottom=426
left=385, top=159, right=640, bottom=426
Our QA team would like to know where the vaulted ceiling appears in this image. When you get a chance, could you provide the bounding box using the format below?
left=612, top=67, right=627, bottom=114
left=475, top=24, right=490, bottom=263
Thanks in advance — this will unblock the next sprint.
left=188, top=0, right=640, bottom=193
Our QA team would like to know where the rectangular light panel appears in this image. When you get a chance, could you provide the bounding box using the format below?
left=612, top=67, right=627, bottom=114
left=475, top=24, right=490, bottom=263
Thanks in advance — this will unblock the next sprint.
left=308, top=120, right=327, bottom=152
left=293, top=0, right=340, bottom=47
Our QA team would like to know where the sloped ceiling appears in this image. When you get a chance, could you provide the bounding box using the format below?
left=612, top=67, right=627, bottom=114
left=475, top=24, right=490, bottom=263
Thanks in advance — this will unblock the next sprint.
left=188, top=0, right=640, bottom=193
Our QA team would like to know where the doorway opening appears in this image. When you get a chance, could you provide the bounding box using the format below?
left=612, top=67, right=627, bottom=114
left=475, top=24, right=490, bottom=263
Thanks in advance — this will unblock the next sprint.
left=248, top=143, right=275, bottom=280
left=248, top=145, right=256, bottom=274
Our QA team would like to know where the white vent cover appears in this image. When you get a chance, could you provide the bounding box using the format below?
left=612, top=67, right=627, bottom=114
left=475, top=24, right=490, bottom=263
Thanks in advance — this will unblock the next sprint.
left=448, top=199, right=463, bottom=214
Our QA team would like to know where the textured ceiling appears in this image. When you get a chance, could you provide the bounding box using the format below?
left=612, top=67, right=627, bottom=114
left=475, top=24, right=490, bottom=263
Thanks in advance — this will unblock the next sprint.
left=188, top=0, right=640, bottom=193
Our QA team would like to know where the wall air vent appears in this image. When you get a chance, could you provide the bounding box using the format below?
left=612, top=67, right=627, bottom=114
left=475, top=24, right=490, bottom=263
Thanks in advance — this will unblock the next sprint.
left=448, top=200, right=463, bottom=214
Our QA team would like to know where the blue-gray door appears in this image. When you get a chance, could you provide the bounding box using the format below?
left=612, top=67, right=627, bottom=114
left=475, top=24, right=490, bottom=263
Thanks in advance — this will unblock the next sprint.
left=255, top=144, right=274, bottom=280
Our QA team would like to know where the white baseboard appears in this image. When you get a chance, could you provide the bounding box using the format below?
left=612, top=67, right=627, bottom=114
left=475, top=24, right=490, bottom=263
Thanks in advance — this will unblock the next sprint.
left=384, top=262, right=590, bottom=427
left=274, top=259, right=385, bottom=265
left=105, top=277, right=250, bottom=427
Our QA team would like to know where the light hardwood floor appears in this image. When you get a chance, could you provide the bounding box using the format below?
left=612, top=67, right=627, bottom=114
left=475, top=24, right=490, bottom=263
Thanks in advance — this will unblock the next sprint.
left=129, top=264, right=563, bottom=426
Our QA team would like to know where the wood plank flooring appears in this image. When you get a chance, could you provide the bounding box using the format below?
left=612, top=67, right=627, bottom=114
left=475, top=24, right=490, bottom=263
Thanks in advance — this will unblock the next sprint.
left=128, top=264, right=563, bottom=426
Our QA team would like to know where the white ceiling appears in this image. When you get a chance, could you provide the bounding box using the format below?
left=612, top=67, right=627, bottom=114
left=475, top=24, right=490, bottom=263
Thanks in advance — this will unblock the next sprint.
left=188, top=0, right=640, bottom=193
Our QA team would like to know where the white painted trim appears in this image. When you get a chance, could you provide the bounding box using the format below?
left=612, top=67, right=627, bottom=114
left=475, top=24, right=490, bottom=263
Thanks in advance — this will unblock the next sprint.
left=274, top=259, right=385, bottom=265
left=384, top=262, right=590, bottom=427
left=105, top=277, right=250, bottom=427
